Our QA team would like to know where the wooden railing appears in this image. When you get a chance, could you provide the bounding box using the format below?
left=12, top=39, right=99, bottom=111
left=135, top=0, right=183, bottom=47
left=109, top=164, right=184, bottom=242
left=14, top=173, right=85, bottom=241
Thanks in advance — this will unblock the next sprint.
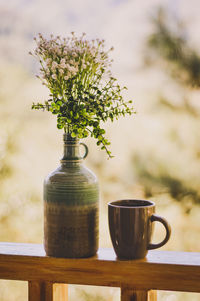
left=0, top=242, right=200, bottom=301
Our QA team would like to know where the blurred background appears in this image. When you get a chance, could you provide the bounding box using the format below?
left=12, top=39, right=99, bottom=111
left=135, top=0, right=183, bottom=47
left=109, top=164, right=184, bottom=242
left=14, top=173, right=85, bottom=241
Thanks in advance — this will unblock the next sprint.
left=1, top=0, right=200, bottom=300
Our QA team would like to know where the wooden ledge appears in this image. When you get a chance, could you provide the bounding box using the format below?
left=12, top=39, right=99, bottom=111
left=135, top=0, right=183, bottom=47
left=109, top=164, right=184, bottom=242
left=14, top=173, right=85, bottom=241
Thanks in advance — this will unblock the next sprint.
left=0, top=243, right=200, bottom=293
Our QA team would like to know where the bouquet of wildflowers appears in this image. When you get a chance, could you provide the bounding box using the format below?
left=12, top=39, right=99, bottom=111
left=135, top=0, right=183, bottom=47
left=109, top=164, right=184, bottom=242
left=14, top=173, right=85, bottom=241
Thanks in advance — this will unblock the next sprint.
left=30, top=33, right=134, bottom=157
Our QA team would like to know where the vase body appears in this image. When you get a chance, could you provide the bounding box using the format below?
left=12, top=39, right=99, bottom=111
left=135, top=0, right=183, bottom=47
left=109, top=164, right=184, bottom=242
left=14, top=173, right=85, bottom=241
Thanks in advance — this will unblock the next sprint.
left=44, top=134, right=99, bottom=258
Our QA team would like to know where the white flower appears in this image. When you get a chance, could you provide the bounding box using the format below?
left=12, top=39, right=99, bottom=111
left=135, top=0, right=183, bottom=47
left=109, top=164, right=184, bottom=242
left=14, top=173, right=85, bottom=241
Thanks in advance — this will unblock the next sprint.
left=63, top=47, right=68, bottom=55
left=90, top=48, right=96, bottom=56
left=46, top=58, right=52, bottom=65
left=68, top=66, right=78, bottom=75
left=60, top=62, right=66, bottom=69
left=33, top=33, right=115, bottom=108
left=52, top=61, right=58, bottom=68
left=66, top=63, right=71, bottom=70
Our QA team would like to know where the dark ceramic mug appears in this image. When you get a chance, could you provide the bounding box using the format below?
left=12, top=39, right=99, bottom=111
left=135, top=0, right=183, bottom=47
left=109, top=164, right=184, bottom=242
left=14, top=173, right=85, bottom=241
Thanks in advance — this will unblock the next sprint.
left=108, top=199, right=171, bottom=259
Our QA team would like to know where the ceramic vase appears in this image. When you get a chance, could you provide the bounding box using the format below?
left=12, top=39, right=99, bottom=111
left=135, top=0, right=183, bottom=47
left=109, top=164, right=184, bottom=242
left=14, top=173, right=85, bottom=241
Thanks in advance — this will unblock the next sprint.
left=44, top=133, right=99, bottom=258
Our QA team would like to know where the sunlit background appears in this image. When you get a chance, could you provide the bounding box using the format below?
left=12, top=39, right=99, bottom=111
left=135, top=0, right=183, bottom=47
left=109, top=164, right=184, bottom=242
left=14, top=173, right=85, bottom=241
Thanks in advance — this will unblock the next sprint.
left=1, top=0, right=200, bottom=300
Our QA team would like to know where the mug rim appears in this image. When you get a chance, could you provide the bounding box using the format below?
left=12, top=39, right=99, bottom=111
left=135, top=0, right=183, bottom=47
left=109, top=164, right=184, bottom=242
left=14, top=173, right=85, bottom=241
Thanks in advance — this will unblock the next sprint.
left=108, top=199, right=155, bottom=208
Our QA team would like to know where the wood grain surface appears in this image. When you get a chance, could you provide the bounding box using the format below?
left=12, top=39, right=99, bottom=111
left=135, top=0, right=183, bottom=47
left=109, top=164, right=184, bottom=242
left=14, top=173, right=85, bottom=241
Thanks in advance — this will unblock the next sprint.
left=28, top=281, right=53, bottom=301
left=121, top=288, right=148, bottom=301
left=0, top=243, right=200, bottom=293
left=121, top=289, right=157, bottom=301
left=53, top=283, right=68, bottom=301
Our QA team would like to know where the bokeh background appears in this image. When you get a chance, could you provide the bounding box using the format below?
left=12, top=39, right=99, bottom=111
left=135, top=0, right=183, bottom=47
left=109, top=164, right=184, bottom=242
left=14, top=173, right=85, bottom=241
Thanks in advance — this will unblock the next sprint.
left=1, top=0, right=200, bottom=300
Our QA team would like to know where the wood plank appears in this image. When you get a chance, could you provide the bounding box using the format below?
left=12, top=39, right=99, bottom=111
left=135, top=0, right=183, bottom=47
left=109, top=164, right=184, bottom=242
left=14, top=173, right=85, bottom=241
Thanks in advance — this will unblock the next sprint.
left=53, top=283, right=68, bottom=301
left=28, top=281, right=53, bottom=301
left=121, top=287, right=148, bottom=301
left=28, top=281, right=68, bottom=301
left=148, top=291, right=157, bottom=301
left=0, top=243, right=200, bottom=293
left=121, top=288, right=156, bottom=301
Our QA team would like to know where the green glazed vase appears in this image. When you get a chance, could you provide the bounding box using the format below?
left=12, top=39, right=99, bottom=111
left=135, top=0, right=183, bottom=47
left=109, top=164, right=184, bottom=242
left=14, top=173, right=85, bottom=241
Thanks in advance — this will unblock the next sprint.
left=44, top=133, right=99, bottom=258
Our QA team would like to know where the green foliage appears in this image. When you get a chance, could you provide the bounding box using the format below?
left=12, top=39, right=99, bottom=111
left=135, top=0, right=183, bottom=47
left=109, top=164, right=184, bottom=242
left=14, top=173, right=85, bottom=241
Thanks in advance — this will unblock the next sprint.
left=132, top=154, right=200, bottom=213
left=135, top=6, right=200, bottom=209
left=30, top=33, right=134, bottom=158
left=147, top=7, right=200, bottom=87
left=158, top=96, right=200, bottom=117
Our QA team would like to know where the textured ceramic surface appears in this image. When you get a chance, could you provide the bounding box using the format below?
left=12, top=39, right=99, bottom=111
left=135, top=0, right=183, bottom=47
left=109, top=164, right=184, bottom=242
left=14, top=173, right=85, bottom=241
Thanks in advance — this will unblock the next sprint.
left=108, top=199, right=171, bottom=259
left=44, top=134, right=99, bottom=258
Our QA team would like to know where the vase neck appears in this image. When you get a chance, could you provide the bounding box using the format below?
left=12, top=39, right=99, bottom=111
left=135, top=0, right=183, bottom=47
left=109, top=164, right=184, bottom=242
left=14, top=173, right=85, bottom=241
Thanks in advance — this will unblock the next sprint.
left=61, top=134, right=82, bottom=163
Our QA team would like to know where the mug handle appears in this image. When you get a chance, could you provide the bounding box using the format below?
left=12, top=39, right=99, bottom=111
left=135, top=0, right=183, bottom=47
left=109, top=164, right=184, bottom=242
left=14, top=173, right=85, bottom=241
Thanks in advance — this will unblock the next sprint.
left=80, top=143, right=88, bottom=159
left=148, top=214, right=171, bottom=250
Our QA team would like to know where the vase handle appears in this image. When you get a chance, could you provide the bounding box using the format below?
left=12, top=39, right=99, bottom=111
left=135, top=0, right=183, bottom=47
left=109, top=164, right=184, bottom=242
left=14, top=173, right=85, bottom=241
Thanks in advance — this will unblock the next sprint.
left=80, top=143, right=88, bottom=159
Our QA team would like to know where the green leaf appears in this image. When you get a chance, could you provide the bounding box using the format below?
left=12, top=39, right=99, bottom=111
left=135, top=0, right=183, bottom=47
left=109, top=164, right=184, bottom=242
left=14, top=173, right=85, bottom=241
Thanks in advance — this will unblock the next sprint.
left=56, top=100, right=63, bottom=106
left=57, top=123, right=64, bottom=129
left=100, top=129, right=105, bottom=134
left=71, top=132, right=77, bottom=138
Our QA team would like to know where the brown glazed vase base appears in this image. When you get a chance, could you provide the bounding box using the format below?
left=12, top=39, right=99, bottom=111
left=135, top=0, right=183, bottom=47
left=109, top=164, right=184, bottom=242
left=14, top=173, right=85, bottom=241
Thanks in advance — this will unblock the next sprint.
left=44, top=203, right=98, bottom=258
